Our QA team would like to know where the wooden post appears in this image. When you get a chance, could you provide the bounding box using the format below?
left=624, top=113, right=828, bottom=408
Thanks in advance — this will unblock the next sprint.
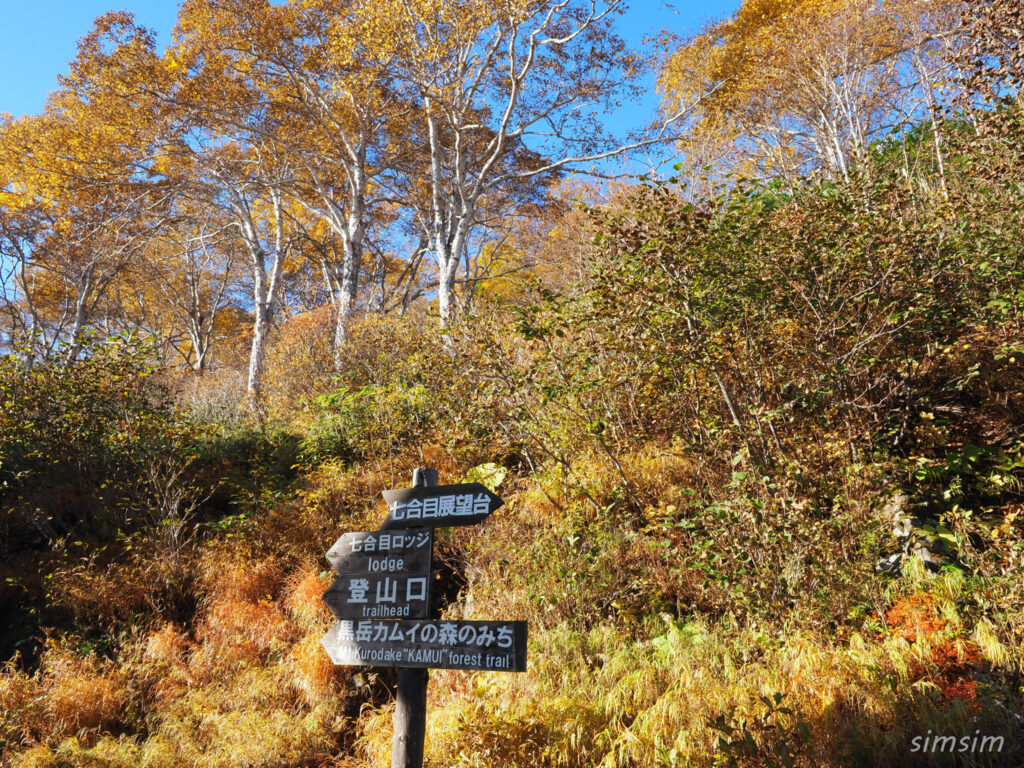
left=391, top=467, right=437, bottom=768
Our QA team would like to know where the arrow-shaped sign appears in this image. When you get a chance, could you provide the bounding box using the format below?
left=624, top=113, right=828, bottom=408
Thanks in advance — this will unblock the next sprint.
left=325, top=529, right=433, bottom=575
left=323, top=572, right=432, bottom=620
left=380, top=482, right=503, bottom=529
left=321, top=619, right=527, bottom=671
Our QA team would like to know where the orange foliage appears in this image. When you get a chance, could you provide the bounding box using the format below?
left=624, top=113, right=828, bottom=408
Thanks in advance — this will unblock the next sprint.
left=941, top=677, right=981, bottom=709
left=196, top=599, right=294, bottom=659
left=265, top=305, right=335, bottom=420
left=885, top=592, right=948, bottom=642
left=930, top=638, right=984, bottom=673
left=144, top=622, right=191, bottom=666
left=886, top=592, right=986, bottom=708
left=419, top=443, right=459, bottom=481
left=142, top=623, right=193, bottom=707
left=200, top=549, right=283, bottom=603
left=281, top=566, right=332, bottom=632
left=190, top=551, right=296, bottom=679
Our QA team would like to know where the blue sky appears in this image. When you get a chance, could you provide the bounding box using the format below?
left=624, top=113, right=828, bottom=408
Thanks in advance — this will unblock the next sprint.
left=0, top=3, right=181, bottom=117
left=0, top=1, right=739, bottom=124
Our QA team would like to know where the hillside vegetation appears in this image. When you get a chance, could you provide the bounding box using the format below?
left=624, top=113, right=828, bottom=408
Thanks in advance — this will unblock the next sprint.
left=2, top=1, right=1024, bottom=767
left=2, top=99, right=1023, bottom=766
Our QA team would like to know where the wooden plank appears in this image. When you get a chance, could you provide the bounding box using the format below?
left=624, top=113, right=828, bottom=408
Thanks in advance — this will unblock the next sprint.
left=322, top=573, right=431, bottom=620
left=321, top=620, right=528, bottom=672
left=326, top=529, right=434, bottom=575
left=391, top=467, right=436, bottom=768
left=380, top=482, right=503, bottom=529
left=392, top=667, right=427, bottom=768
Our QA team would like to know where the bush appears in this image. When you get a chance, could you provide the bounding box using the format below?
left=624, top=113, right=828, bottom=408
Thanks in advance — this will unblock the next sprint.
left=300, top=383, right=433, bottom=465
left=0, top=337, right=202, bottom=548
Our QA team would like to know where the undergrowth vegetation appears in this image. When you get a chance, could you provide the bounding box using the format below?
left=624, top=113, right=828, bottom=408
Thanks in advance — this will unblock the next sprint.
left=3, top=56, right=1024, bottom=768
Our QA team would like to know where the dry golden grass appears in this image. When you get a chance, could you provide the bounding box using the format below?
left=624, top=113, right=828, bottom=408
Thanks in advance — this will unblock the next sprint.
left=11, top=744, right=57, bottom=768
left=621, top=442, right=697, bottom=501
left=39, top=645, right=125, bottom=737
left=143, top=622, right=191, bottom=667
left=298, top=461, right=385, bottom=528
left=199, top=549, right=284, bottom=604
left=191, top=597, right=295, bottom=679
left=287, top=632, right=341, bottom=707
left=185, top=549, right=297, bottom=681
left=418, top=443, right=460, bottom=481
left=152, top=664, right=337, bottom=768
left=12, top=736, right=146, bottom=768
left=354, top=609, right=1019, bottom=768
left=6, top=426, right=1018, bottom=768
left=0, top=661, right=45, bottom=750
left=51, top=560, right=152, bottom=629
left=140, top=622, right=194, bottom=707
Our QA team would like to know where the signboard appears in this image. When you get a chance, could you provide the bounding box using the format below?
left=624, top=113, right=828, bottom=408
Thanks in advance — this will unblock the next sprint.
left=321, top=620, right=527, bottom=672
left=319, top=468, right=522, bottom=767
left=380, top=482, right=504, bottom=529
left=326, top=529, right=433, bottom=575
left=323, top=573, right=432, bottom=619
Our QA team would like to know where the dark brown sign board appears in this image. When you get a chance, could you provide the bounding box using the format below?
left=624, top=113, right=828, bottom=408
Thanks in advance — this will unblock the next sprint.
left=323, top=573, right=431, bottom=620
left=321, top=619, right=527, bottom=672
left=326, top=529, right=434, bottom=575
left=380, top=482, right=504, bottom=529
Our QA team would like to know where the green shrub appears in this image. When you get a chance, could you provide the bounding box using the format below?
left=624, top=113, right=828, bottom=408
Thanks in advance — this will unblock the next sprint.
left=300, top=383, right=432, bottom=465
left=0, top=337, right=198, bottom=547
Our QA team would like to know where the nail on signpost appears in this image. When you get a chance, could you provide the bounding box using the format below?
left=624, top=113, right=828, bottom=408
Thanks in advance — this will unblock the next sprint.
left=319, top=467, right=527, bottom=768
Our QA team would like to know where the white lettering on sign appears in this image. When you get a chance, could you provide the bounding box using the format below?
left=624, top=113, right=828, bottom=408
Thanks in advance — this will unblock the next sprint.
left=360, top=604, right=410, bottom=618
left=350, top=531, right=431, bottom=553
left=343, top=621, right=516, bottom=642
left=367, top=557, right=405, bottom=573
left=406, top=577, right=428, bottom=601
left=347, top=578, right=369, bottom=604
left=341, top=576, right=428, bottom=605
left=391, top=493, right=492, bottom=521
left=375, top=577, right=398, bottom=604
left=342, top=575, right=429, bottom=607
left=320, top=620, right=527, bottom=671
left=438, top=623, right=458, bottom=645
left=496, top=625, right=513, bottom=648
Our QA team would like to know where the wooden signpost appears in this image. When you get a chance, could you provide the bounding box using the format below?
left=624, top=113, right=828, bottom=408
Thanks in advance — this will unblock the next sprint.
left=320, top=467, right=526, bottom=768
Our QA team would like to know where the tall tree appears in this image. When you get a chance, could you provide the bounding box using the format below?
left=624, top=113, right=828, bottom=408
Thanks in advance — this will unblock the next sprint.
left=0, top=13, right=172, bottom=360
left=349, top=0, right=688, bottom=324
left=170, top=0, right=416, bottom=361
left=112, top=201, right=247, bottom=372
left=659, top=0, right=963, bottom=185
left=0, top=104, right=166, bottom=360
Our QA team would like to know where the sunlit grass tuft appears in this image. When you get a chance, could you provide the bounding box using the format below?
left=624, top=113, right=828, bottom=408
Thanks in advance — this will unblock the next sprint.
left=287, top=632, right=341, bottom=707
left=40, top=644, right=125, bottom=737
left=282, top=566, right=333, bottom=632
